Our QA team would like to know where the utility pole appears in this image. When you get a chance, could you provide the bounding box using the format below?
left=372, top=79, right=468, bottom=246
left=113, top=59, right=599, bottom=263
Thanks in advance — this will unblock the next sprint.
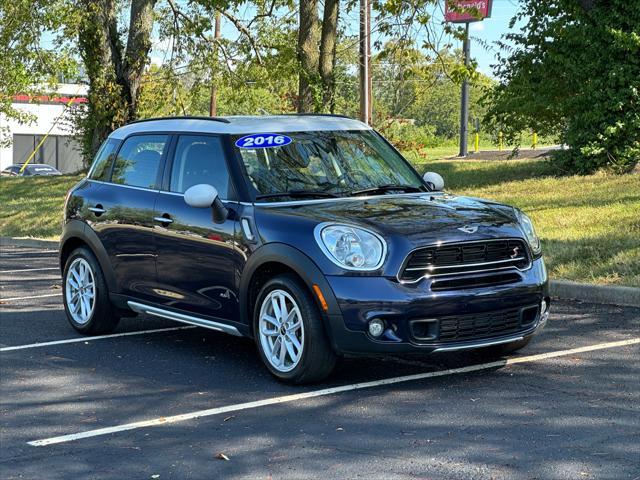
left=359, top=0, right=372, bottom=125
left=210, top=11, right=221, bottom=117
left=458, top=21, right=470, bottom=157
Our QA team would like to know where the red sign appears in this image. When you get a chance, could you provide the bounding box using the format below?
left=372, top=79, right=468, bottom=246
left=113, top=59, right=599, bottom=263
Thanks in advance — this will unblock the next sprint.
left=13, top=94, right=88, bottom=105
left=445, top=0, right=492, bottom=23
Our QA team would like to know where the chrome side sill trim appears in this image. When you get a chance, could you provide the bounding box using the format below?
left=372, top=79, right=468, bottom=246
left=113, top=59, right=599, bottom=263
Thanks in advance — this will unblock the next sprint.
left=431, top=334, right=525, bottom=353
left=127, top=301, right=243, bottom=337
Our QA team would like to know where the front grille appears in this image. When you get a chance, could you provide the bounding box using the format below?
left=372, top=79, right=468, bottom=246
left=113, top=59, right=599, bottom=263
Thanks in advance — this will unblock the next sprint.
left=410, top=305, right=540, bottom=343
left=430, top=272, right=522, bottom=291
left=399, top=239, right=530, bottom=282
left=439, top=308, right=521, bottom=341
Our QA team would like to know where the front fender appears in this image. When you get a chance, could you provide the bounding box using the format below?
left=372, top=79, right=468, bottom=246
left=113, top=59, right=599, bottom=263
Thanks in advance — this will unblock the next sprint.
left=239, top=242, right=342, bottom=332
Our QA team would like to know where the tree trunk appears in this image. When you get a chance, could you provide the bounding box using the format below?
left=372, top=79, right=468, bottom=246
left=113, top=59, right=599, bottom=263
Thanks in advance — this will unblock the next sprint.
left=122, top=0, right=157, bottom=120
left=77, top=0, right=157, bottom=161
left=77, top=0, right=120, bottom=160
left=319, top=0, right=339, bottom=112
left=297, top=0, right=319, bottom=112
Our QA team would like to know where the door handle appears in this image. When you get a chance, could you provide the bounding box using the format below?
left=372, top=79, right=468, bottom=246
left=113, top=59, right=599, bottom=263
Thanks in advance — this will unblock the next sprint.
left=154, top=215, right=173, bottom=225
left=89, top=205, right=106, bottom=215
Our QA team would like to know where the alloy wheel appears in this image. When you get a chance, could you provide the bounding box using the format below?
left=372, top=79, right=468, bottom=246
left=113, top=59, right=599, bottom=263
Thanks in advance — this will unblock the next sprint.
left=258, top=289, right=305, bottom=373
left=65, top=258, right=96, bottom=325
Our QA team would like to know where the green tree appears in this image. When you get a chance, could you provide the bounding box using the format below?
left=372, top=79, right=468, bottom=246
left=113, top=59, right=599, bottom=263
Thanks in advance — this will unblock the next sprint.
left=486, top=0, right=640, bottom=173
left=297, top=0, right=340, bottom=112
left=76, top=0, right=159, bottom=158
left=0, top=0, right=78, bottom=146
left=372, top=44, right=493, bottom=139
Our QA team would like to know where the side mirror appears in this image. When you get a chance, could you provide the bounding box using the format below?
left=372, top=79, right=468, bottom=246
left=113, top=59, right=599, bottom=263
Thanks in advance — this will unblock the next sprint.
left=423, top=172, right=445, bottom=191
left=184, top=184, right=228, bottom=223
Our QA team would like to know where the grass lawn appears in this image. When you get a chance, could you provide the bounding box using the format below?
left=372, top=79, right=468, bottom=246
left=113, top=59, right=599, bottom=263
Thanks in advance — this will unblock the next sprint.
left=0, top=175, right=81, bottom=240
left=1, top=156, right=638, bottom=287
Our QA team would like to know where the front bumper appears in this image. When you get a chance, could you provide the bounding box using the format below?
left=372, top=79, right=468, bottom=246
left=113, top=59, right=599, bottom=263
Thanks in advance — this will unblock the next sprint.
left=323, top=258, right=549, bottom=355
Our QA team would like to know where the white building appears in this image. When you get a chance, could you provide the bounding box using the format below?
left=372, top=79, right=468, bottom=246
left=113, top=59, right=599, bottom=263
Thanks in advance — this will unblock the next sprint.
left=0, top=83, right=88, bottom=173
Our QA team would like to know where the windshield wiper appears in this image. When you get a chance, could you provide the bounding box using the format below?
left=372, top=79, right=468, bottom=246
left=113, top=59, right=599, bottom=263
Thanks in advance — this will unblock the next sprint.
left=255, top=190, right=339, bottom=200
left=349, top=184, right=424, bottom=197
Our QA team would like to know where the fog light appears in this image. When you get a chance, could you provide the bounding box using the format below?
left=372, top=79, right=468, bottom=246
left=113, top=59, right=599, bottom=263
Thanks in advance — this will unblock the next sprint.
left=368, top=319, right=385, bottom=337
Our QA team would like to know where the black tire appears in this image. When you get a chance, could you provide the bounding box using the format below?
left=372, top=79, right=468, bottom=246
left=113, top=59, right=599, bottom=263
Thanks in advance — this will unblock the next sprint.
left=62, top=246, right=120, bottom=335
left=253, top=274, right=337, bottom=384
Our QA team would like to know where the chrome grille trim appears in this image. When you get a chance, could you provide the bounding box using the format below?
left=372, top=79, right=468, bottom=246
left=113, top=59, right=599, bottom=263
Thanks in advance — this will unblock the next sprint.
left=397, top=238, right=532, bottom=284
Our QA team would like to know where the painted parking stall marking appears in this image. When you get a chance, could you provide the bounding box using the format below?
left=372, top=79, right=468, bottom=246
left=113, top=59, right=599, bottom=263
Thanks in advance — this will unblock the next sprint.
left=1, top=292, right=62, bottom=302
left=1, top=267, right=60, bottom=274
left=0, top=249, right=59, bottom=256
left=27, top=337, right=640, bottom=447
left=0, top=326, right=196, bottom=352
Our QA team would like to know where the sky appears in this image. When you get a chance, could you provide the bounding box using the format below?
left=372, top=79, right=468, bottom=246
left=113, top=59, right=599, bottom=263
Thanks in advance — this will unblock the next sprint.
left=457, top=1, right=522, bottom=76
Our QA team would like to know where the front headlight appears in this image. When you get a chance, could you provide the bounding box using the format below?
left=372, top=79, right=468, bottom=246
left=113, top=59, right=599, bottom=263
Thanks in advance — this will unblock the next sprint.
left=314, top=223, right=386, bottom=271
left=515, top=209, right=542, bottom=256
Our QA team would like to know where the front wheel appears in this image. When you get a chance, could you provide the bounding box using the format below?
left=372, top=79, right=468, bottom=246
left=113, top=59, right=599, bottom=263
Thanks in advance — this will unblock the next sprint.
left=63, top=247, right=119, bottom=335
left=254, top=274, right=337, bottom=384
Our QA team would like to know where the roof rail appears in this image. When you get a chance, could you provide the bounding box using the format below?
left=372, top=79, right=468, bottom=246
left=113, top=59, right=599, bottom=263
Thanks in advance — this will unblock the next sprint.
left=127, top=115, right=231, bottom=125
left=283, top=113, right=355, bottom=120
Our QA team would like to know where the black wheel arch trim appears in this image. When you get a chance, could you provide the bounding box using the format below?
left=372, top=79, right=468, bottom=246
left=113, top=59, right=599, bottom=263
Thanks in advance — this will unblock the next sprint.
left=239, top=243, right=343, bottom=339
left=60, top=220, right=118, bottom=293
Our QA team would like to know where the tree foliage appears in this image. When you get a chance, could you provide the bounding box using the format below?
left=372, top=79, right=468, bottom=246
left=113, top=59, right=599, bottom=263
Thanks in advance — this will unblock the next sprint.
left=486, top=0, right=640, bottom=173
left=373, top=43, right=493, bottom=138
left=75, top=0, right=160, bottom=159
left=3, top=0, right=490, bottom=162
left=0, top=0, right=78, bottom=145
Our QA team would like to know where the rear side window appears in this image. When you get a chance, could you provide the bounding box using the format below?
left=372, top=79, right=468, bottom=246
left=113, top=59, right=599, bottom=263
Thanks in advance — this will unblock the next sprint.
left=111, top=135, right=168, bottom=189
left=88, top=139, right=120, bottom=181
left=169, top=135, right=232, bottom=198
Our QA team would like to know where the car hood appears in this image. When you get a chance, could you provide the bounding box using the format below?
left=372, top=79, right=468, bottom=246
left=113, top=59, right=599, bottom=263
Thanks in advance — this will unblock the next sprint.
left=255, top=192, right=525, bottom=249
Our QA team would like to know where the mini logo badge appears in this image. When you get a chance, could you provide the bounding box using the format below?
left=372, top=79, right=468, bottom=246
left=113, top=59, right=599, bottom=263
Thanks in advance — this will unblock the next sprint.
left=457, top=225, right=478, bottom=234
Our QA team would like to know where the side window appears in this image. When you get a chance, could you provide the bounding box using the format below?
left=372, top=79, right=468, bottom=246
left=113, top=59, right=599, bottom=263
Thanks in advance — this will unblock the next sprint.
left=112, top=135, right=168, bottom=188
left=88, top=138, right=120, bottom=181
left=169, top=135, right=232, bottom=198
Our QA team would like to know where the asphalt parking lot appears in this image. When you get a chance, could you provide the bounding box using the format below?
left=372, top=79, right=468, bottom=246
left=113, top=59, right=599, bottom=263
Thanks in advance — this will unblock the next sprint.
left=1, top=245, right=639, bottom=480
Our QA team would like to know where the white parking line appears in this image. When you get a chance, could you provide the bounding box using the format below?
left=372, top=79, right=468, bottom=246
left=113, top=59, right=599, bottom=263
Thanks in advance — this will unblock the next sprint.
left=1, top=267, right=59, bottom=274
left=0, top=249, right=59, bottom=256
left=0, top=326, right=196, bottom=352
left=27, top=337, right=640, bottom=447
left=1, top=293, right=61, bottom=302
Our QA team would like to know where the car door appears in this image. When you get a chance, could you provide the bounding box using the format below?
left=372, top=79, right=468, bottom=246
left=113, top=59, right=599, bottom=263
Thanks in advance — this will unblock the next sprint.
left=87, top=134, right=169, bottom=301
left=152, top=134, right=243, bottom=321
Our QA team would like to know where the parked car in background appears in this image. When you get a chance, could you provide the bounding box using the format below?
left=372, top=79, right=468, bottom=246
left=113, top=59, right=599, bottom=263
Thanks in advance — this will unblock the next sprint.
left=1, top=164, right=62, bottom=177
left=60, top=115, right=550, bottom=384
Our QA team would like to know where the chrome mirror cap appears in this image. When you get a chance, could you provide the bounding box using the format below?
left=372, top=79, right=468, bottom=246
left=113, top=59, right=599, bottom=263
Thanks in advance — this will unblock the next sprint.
left=423, top=172, right=445, bottom=191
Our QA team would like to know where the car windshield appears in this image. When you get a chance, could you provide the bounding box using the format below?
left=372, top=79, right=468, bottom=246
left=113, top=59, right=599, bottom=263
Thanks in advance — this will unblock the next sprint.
left=232, top=130, right=425, bottom=200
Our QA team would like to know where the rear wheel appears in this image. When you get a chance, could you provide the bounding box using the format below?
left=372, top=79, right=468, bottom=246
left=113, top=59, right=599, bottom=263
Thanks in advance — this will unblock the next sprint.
left=63, top=247, right=119, bottom=335
left=254, top=274, right=337, bottom=384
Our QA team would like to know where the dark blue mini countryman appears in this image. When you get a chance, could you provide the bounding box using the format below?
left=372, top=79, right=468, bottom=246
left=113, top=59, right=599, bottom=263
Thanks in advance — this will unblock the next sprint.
left=61, top=115, right=550, bottom=383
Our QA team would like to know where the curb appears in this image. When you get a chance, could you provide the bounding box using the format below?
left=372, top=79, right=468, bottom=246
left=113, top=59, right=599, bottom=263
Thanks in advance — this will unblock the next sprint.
left=1, top=237, right=639, bottom=308
left=0, top=237, right=59, bottom=249
left=550, top=280, right=640, bottom=308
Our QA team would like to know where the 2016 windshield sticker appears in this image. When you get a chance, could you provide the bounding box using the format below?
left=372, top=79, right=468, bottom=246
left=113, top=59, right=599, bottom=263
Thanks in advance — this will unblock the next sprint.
left=235, top=133, right=292, bottom=149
